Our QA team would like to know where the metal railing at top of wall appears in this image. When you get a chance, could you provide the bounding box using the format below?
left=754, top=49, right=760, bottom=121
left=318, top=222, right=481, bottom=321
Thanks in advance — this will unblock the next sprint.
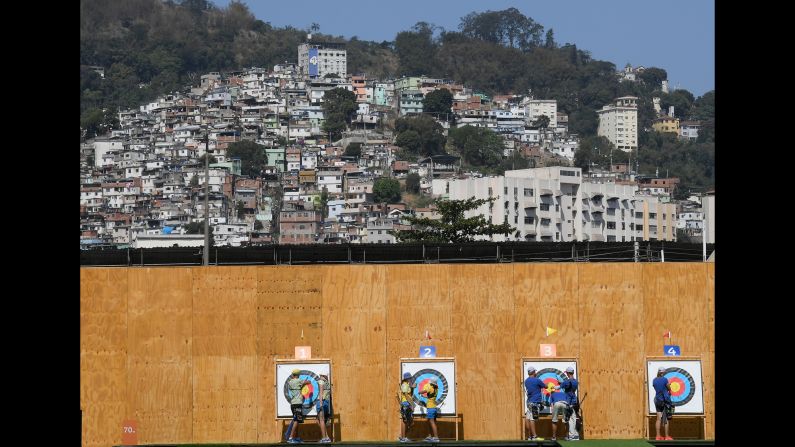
left=80, top=242, right=714, bottom=267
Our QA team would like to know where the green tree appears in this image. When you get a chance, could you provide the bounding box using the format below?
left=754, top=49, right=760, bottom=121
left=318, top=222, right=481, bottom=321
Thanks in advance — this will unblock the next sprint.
left=322, top=87, right=357, bottom=140
left=532, top=114, right=550, bottom=129
left=227, top=140, right=268, bottom=177
left=405, top=172, right=421, bottom=194
left=544, top=28, right=555, bottom=48
left=184, top=220, right=214, bottom=245
left=236, top=200, right=245, bottom=219
left=344, top=142, right=362, bottom=157
left=197, top=153, right=217, bottom=165
left=422, top=89, right=453, bottom=118
left=254, top=220, right=263, bottom=231
left=319, top=187, right=329, bottom=219
left=392, top=197, right=515, bottom=243
left=394, top=115, right=447, bottom=157
left=395, top=22, right=438, bottom=76
left=573, top=136, right=616, bottom=171
left=80, top=108, right=119, bottom=138
left=373, top=177, right=401, bottom=203
left=661, top=89, right=695, bottom=119
left=638, top=67, right=668, bottom=88
left=189, top=175, right=199, bottom=187
left=448, top=125, right=504, bottom=167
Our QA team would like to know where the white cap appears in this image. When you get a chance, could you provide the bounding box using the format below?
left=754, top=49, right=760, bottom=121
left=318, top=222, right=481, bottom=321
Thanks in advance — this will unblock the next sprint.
left=527, top=366, right=536, bottom=373
left=565, top=366, right=575, bottom=373
left=658, top=366, right=666, bottom=373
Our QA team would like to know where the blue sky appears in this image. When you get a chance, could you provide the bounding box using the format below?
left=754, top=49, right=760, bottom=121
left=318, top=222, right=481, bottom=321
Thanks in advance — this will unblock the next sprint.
left=212, top=0, right=714, bottom=96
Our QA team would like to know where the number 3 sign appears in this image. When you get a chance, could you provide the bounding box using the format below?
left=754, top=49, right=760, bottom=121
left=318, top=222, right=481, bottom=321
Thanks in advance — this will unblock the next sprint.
left=539, top=344, right=557, bottom=357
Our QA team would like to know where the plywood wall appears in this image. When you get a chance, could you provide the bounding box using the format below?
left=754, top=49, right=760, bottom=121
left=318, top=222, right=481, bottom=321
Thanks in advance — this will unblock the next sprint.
left=80, top=263, right=715, bottom=446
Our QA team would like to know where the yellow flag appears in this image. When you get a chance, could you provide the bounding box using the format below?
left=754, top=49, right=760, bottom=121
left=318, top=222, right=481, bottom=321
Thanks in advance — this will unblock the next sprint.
left=546, top=327, right=557, bottom=337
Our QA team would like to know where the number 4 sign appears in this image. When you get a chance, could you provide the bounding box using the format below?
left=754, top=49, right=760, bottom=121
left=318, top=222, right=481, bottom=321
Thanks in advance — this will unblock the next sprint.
left=664, top=345, right=681, bottom=356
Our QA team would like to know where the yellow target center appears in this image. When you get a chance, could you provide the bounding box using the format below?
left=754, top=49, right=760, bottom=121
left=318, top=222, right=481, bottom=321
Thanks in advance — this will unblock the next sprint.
left=670, top=382, right=681, bottom=393
left=302, top=384, right=311, bottom=395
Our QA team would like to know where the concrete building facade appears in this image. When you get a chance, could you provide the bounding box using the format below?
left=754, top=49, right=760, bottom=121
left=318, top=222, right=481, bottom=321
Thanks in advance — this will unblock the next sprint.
left=597, top=96, right=638, bottom=151
left=432, top=167, right=676, bottom=242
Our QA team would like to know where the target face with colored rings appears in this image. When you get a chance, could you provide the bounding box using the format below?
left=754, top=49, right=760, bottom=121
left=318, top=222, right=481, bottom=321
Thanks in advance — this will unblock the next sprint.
left=282, top=370, right=321, bottom=406
left=537, top=368, right=566, bottom=397
left=411, top=369, right=449, bottom=408
left=662, top=367, right=696, bottom=406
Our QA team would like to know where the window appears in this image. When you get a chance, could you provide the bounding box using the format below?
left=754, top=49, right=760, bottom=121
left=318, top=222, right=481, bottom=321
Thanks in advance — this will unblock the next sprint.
left=524, top=188, right=534, bottom=196
left=607, top=222, right=616, bottom=230
left=555, top=204, right=560, bottom=212
left=488, top=187, right=493, bottom=197
left=636, top=224, right=644, bottom=231
left=514, top=215, right=518, bottom=224
left=504, top=187, right=508, bottom=195
left=524, top=216, right=534, bottom=224
left=635, top=212, right=643, bottom=218
left=541, top=218, right=551, bottom=226
left=540, top=203, right=550, bottom=211
left=622, top=222, right=626, bottom=230
left=514, top=187, right=518, bottom=196
left=649, top=212, right=657, bottom=219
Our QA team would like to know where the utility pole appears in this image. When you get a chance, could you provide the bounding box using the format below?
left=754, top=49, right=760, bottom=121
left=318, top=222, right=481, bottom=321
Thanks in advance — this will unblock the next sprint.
left=203, top=131, right=210, bottom=266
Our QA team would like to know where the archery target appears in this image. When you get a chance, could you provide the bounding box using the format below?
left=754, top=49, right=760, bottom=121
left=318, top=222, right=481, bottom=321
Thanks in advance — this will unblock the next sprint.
left=647, top=360, right=703, bottom=414
left=401, top=360, right=456, bottom=415
left=276, top=361, right=331, bottom=418
left=522, top=360, right=578, bottom=415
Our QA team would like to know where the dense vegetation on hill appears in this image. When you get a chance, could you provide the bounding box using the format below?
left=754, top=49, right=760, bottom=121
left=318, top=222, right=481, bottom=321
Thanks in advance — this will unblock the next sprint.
left=80, top=0, right=714, bottom=193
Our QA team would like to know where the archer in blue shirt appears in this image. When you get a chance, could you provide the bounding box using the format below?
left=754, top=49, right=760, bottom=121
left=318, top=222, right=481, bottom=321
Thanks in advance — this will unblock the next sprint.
left=523, top=367, right=547, bottom=440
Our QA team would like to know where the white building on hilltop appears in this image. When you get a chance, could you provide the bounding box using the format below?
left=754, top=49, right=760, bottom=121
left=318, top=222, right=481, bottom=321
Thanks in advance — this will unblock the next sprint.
left=298, top=42, right=347, bottom=79
left=597, top=96, right=638, bottom=152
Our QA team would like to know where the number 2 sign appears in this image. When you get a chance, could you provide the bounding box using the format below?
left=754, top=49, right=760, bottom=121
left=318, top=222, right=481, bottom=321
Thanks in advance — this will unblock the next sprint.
left=419, top=346, right=437, bottom=358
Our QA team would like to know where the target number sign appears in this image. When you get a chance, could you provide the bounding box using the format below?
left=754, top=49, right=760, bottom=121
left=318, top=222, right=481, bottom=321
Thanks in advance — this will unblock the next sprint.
left=419, top=346, right=437, bottom=358
left=275, top=360, right=331, bottom=419
left=539, top=344, right=557, bottom=357
left=647, top=359, right=704, bottom=414
left=664, top=345, right=680, bottom=356
left=400, top=358, right=456, bottom=415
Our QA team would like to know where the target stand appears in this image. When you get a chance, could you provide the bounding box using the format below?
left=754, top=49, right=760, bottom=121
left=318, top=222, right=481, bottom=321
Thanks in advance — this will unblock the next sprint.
left=519, top=358, right=581, bottom=440
left=400, top=357, right=460, bottom=441
left=275, top=358, right=338, bottom=442
left=645, top=356, right=706, bottom=440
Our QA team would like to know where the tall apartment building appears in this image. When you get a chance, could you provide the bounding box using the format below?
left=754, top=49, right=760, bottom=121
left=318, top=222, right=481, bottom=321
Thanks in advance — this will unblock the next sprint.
left=597, top=96, right=638, bottom=151
left=298, top=42, right=347, bottom=79
left=431, top=167, right=675, bottom=242
left=523, top=99, right=558, bottom=128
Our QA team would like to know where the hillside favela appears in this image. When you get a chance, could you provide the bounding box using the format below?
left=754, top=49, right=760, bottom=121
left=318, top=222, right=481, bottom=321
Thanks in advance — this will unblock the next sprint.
left=80, top=1, right=714, bottom=255
left=81, top=2, right=715, bottom=447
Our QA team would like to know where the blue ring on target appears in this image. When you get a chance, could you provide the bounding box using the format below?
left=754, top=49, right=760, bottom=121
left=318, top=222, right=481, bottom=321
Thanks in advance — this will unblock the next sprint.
left=411, top=369, right=448, bottom=408
left=537, top=368, right=566, bottom=397
left=282, top=370, right=321, bottom=406
left=662, top=367, right=695, bottom=407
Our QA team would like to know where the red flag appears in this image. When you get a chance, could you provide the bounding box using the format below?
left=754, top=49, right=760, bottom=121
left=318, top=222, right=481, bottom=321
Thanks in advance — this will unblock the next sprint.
left=663, top=331, right=671, bottom=338
left=425, top=330, right=431, bottom=340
